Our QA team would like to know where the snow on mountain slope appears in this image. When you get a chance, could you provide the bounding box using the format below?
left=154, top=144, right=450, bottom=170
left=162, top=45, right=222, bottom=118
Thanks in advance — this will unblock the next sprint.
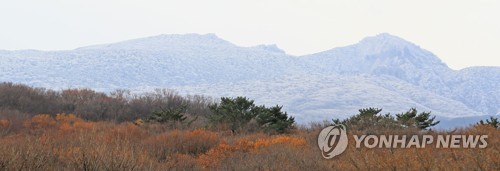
left=170, top=74, right=483, bottom=123
left=302, top=33, right=498, bottom=122
left=303, top=33, right=452, bottom=85
left=0, top=33, right=498, bottom=128
left=1, top=34, right=303, bottom=90
left=449, top=67, right=500, bottom=115
left=77, top=33, right=235, bottom=50
left=250, top=44, right=286, bottom=54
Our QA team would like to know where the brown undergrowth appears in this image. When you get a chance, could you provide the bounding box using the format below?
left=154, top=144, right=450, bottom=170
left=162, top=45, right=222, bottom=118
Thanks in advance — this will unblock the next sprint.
left=0, top=114, right=498, bottom=170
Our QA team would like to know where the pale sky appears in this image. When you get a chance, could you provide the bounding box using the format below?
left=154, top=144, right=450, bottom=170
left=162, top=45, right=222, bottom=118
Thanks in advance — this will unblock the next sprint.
left=0, top=0, right=499, bottom=69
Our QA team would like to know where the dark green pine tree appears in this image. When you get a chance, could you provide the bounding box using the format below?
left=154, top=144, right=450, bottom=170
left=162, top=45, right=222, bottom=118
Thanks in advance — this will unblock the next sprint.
left=208, top=96, right=259, bottom=133
left=209, top=96, right=295, bottom=134
left=256, top=105, right=295, bottom=134
left=396, top=108, right=440, bottom=130
left=358, top=108, right=383, bottom=117
left=148, top=105, right=187, bottom=123
left=339, top=107, right=394, bottom=131
left=478, top=116, right=499, bottom=128
left=347, top=107, right=384, bottom=125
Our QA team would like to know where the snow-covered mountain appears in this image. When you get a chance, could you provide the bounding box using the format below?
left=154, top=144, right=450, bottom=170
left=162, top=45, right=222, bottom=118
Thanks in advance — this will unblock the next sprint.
left=304, top=33, right=452, bottom=86
left=0, top=34, right=303, bottom=89
left=303, top=34, right=499, bottom=117
left=1, top=33, right=498, bottom=128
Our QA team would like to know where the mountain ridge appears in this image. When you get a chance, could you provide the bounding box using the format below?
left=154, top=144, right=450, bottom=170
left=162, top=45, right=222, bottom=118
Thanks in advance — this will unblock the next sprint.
left=0, top=33, right=498, bottom=128
left=76, top=33, right=235, bottom=51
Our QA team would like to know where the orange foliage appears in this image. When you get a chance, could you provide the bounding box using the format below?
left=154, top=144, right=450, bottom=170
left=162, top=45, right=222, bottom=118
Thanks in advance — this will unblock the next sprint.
left=23, top=114, right=57, bottom=129
left=198, top=135, right=307, bottom=168
left=133, top=118, right=145, bottom=126
left=104, top=123, right=147, bottom=143
left=55, top=114, right=95, bottom=132
left=73, top=121, right=95, bottom=130
left=3, top=115, right=499, bottom=170
left=55, top=113, right=78, bottom=122
left=0, top=119, right=10, bottom=128
left=253, top=135, right=307, bottom=149
left=198, top=142, right=236, bottom=167
left=142, top=128, right=220, bottom=160
left=23, top=114, right=95, bottom=134
left=58, top=122, right=73, bottom=133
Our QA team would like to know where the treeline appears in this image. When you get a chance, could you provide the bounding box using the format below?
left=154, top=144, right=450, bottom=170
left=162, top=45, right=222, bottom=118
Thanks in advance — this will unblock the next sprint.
left=0, top=82, right=295, bottom=134
left=0, top=82, right=213, bottom=128
left=2, top=82, right=497, bottom=134
left=330, top=107, right=440, bottom=131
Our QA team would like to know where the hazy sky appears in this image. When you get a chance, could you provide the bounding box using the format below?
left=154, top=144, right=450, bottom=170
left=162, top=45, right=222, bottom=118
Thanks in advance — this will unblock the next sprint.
left=1, top=0, right=499, bottom=69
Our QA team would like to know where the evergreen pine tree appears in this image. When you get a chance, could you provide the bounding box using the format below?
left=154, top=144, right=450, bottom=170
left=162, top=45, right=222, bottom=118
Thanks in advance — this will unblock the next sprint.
left=478, top=116, right=499, bottom=128
left=147, top=105, right=188, bottom=123
left=256, top=105, right=295, bottom=134
left=396, top=108, right=440, bottom=130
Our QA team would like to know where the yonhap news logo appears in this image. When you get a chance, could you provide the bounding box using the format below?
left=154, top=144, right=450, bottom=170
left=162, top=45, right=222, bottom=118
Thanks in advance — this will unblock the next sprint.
left=317, top=124, right=489, bottom=159
left=317, top=124, right=348, bottom=159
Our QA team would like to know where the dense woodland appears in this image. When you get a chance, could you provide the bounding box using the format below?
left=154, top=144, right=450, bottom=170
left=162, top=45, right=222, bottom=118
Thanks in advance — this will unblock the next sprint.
left=0, top=82, right=499, bottom=170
